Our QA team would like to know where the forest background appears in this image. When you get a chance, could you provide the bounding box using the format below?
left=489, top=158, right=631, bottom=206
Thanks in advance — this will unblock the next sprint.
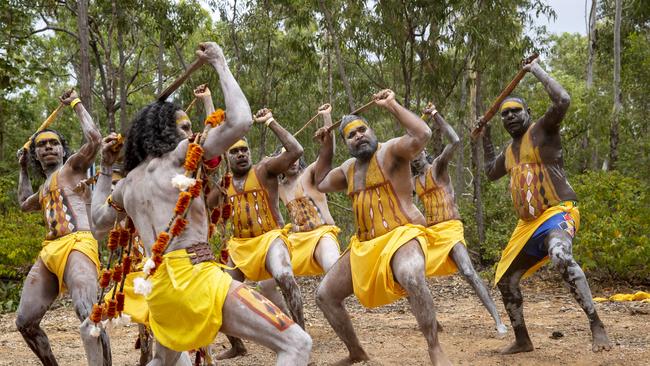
left=0, top=0, right=648, bottom=312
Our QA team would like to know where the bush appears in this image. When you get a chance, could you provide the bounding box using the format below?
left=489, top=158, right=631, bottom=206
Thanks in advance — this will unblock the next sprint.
left=0, top=174, right=44, bottom=280
left=572, top=171, right=650, bottom=282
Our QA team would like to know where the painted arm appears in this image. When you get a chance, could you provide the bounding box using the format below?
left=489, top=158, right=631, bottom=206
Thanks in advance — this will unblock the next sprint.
left=254, top=108, right=304, bottom=176
left=425, top=104, right=460, bottom=175
left=527, top=61, right=570, bottom=133
left=311, top=103, right=334, bottom=184
left=195, top=43, right=252, bottom=160
left=481, top=125, right=507, bottom=181
left=60, top=90, right=102, bottom=172
left=91, top=134, right=124, bottom=238
left=17, top=150, right=39, bottom=212
left=376, top=89, right=432, bottom=160
left=195, top=84, right=215, bottom=116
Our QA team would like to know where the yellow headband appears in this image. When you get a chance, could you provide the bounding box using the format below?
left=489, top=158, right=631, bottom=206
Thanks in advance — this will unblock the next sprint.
left=342, top=119, right=368, bottom=137
left=229, top=139, right=248, bottom=151
left=176, top=115, right=191, bottom=125
left=35, top=131, right=61, bottom=144
left=500, top=100, right=524, bottom=112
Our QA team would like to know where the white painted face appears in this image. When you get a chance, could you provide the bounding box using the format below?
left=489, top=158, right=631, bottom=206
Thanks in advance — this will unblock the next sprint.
left=175, top=110, right=193, bottom=138
left=34, top=132, right=64, bottom=169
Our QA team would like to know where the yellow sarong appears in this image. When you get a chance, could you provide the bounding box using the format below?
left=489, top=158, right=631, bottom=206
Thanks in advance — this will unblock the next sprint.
left=103, top=271, right=149, bottom=325
left=594, top=291, right=650, bottom=303
left=228, top=228, right=291, bottom=281
left=425, top=220, right=465, bottom=277
left=287, top=225, right=341, bottom=276
left=39, top=231, right=100, bottom=294
left=494, top=202, right=580, bottom=285
left=350, top=224, right=428, bottom=308
left=146, top=248, right=232, bottom=352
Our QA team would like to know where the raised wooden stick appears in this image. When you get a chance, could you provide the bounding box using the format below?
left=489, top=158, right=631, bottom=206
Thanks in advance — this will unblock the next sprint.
left=470, top=52, right=539, bottom=139
left=293, top=113, right=320, bottom=137
left=184, top=98, right=197, bottom=114
left=327, top=100, right=376, bottom=133
left=157, top=58, right=206, bottom=101
left=22, top=103, right=64, bottom=150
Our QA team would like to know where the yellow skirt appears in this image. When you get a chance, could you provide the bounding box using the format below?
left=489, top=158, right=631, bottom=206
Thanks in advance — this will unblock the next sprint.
left=39, top=231, right=100, bottom=294
left=103, top=271, right=149, bottom=325
left=228, top=228, right=291, bottom=281
left=288, top=225, right=341, bottom=276
left=425, top=220, right=465, bottom=277
left=350, top=224, right=428, bottom=308
left=146, top=249, right=233, bottom=352
left=494, top=202, right=580, bottom=285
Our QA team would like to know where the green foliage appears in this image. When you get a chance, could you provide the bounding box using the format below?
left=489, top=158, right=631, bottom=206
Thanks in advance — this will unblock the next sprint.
left=0, top=280, right=22, bottom=313
left=0, top=167, right=44, bottom=280
left=572, top=171, right=650, bottom=282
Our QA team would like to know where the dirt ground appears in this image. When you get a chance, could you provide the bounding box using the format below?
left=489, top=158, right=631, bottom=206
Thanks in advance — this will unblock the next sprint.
left=1, top=270, right=648, bottom=365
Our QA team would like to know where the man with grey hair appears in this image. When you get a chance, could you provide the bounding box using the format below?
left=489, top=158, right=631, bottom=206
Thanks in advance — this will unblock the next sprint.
left=313, top=89, right=451, bottom=365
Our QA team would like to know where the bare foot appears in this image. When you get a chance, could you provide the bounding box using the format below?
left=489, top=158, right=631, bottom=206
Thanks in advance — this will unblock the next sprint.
left=500, top=339, right=534, bottom=354
left=591, top=322, right=612, bottom=352
left=215, top=343, right=247, bottom=360
left=430, top=344, right=452, bottom=366
left=331, top=353, right=370, bottom=365
left=496, top=323, right=508, bottom=338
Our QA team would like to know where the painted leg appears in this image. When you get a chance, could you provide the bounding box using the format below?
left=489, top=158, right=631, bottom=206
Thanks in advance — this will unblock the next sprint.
left=220, top=280, right=312, bottom=365
left=496, top=254, right=538, bottom=354
left=138, top=324, right=153, bottom=365
left=258, top=279, right=290, bottom=314
left=450, top=243, right=508, bottom=336
left=392, top=240, right=451, bottom=366
left=216, top=257, right=247, bottom=360
left=313, top=234, right=340, bottom=273
left=64, top=251, right=109, bottom=366
left=545, top=230, right=611, bottom=352
left=15, top=258, right=59, bottom=366
left=315, top=251, right=369, bottom=364
left=147, top=341, right=182, bottom=366
left=266, top=239, right=305, bottom=328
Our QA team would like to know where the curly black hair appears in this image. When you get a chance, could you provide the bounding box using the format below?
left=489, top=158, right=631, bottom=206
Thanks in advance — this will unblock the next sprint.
left=28, top=129, right=71, bottom=178
left=124, top=101, right=183, bottom=172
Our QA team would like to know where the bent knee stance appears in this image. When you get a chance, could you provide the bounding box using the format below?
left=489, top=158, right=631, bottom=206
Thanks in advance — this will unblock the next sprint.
left=15, top=313, right=39, bottom=334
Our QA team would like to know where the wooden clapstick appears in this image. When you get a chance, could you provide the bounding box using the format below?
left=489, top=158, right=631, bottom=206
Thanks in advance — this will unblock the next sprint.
left=22, top=103, right=64, bottom=150
left=326, top=100, right=376, bottom=133
left=471, top=52, right=539, bottom=139
left=157, top=58, right=206, bottom=101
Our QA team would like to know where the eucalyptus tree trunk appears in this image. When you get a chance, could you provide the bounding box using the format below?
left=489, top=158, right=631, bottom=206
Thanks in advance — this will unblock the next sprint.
left=609, top=0, right=622, bottom=170
left=468, top=54, right=485, bottom=246
left=582, top=0, right=597, bottom=172
left=318, top=0, right=355, bottom=111
left=76, top=0, right=93, bottom=114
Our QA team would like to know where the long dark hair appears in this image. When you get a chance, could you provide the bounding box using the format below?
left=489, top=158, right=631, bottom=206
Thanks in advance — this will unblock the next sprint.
left=124, top=101, right=183, bottom=172
left=28, top=129, right=71, bottom=178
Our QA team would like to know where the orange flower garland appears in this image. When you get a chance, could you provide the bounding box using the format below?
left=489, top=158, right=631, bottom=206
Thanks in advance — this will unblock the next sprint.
left=205, top=109, right=225, bottom=127
left=189, top=179, right=203, bottom=198
left=171, top=218, right=188, bottom=236
left=174, top=192, right=192, bottom=216
left=184, top=143, right=204, bottom=172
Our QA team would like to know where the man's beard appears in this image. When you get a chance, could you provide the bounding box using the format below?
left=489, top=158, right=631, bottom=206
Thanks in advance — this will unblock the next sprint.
left=350, top=139, right=378, bottom=161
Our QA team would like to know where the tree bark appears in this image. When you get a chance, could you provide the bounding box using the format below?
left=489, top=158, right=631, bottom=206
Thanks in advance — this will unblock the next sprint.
left=468, top=52, right=485, bottom=246
left=157, top=33, right=165, bottom=94
left=319, top=0, right=355, bottom=112
left=118, top=13, right=128, bottom=133
left=582, top=0, right=597, bottom=172
left=456, top=66, right=468, bottom=195
left=76, top=0, right=93, bottom=114
left=609, top=0, right=622, bottom=170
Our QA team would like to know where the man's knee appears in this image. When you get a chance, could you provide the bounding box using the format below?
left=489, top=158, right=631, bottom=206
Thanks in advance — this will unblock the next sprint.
left=547, top=232, right=575, bottom=270
left=15, top=313, right=38, bottom=334
left=284, top=326, right=312, bottom=356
